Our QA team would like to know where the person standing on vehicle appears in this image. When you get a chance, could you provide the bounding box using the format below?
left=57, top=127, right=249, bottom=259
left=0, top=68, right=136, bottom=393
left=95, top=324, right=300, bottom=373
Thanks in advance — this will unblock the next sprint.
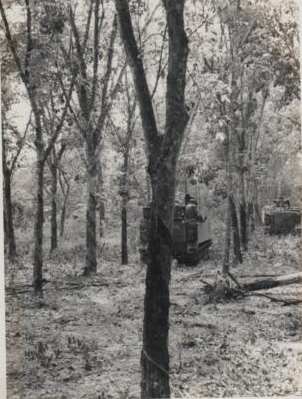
left=185, top=198, right=205, bottom=222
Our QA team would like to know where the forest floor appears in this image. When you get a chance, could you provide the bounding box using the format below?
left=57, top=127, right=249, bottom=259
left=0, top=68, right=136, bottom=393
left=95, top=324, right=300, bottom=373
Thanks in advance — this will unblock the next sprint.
left=5, top=229, right=302, bottom=399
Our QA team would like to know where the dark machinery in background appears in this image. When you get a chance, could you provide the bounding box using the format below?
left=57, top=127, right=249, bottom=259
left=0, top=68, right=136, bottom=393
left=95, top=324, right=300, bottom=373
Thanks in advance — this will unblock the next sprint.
left=139, top=164, right=212, bottom=266
left=262, top=198, right=301, bottom=235
left=139, top=202, right=212, bottom=266
left=172, top=203, right=212, bottom=265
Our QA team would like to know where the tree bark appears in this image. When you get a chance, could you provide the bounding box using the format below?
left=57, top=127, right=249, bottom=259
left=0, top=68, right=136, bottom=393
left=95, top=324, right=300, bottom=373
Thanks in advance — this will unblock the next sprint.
left=3, top=169, right=16, bottom=261
left=83, top=147, right=98, bottom=275
left=98, top=165, right=105, bottom=238
left=222, top=197, right=231, bottom=275
left=230, top=195, right=242, bottom=264
left=60, top=201, right=66, bottom=238
left=33, top=159, right=44, bottom=294
left=238, top=164, right=248, bottom=251
left=121, top=205, right=128, bottom=265
left=121, top=150, right=129, bottom=265
left=141, top=165, right=177, bottom=398
left=59, top=181, right=69, bottom=238
left=58, top=167, right=71, bottom=238
left=50, top=162, right=58, bottom=251
left=2, top=131, right=17, bottom=261
left=99, top=201, right=105, bottom=238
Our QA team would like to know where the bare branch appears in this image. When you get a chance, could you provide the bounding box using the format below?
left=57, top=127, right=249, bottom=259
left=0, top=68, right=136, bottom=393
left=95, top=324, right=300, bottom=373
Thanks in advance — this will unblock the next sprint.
left=24, top=0, right=32, bottom=84
left=69, top=5, right=89, bottom=117
left=115, top=0, right=159, bottom=152
left=57, top=70, right=83, bottom=134
left=90, top=0, right=101, bottom=114
left=162, top=0, right=189, bottom=153
left=82, top=0, right=94, bottom=50
left=43, top=72, right=77, bottom=163
left=0, top=0, right=26, bottom=83
left=93, top=14, right=118, bottom=133
left=150, top=25, right=167, bottom=99
left=9, top=112, right=32, bottom=179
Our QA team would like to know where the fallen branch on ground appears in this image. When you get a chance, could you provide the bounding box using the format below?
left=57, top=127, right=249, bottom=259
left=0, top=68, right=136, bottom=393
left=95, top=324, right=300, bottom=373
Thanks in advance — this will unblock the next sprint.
left=242, top=272, right=302, bottom=292
left=202, top=272, right=302, bottom=305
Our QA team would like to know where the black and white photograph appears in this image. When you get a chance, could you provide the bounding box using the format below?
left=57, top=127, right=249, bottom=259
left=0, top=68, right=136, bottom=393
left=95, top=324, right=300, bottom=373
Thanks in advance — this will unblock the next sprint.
left=1, top=0, right=301, bottom=398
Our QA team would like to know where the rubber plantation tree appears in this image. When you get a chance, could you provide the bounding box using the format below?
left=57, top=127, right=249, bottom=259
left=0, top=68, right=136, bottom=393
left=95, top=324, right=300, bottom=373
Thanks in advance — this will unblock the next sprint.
left=108, top=70, right=137, bottom=265
left=111, top=29, right=167, bottom=266
left=0, top=0, right=76, bottom=294
left=61, top=0, right=124, bottom=275
left=1, top=22, right=32, bottom=262
left=115, top=0, right=189, bottom=397
left=58, top=151, right=74, bottom=238
left=46, top=142, right=67, bottom=251
left=40, top=74, right=74, bottom=252
left=2, top=111, right=31, bottom=262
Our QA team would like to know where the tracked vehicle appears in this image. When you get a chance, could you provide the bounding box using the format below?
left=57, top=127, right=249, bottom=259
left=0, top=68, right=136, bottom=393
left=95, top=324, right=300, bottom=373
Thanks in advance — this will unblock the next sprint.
left=140, top=203, right=212, bottom=266
left=263, top=198, right=301, bottom=235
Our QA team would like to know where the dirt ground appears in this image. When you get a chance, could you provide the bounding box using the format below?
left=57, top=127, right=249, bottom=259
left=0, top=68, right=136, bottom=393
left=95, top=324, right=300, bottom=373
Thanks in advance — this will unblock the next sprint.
left=5, top=232, right=302, bottom=398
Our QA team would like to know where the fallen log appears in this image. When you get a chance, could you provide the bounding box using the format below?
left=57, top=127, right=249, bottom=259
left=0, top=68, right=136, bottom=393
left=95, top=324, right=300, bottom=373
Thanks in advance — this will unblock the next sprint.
left=242, top=272, right=302, bottom=292
left=202, top=272, right=302, bottom=304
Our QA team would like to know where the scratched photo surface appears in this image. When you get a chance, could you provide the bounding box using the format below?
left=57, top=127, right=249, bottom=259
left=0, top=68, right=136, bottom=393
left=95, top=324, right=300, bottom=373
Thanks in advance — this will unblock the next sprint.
left=1, top=0, right=301, bottom=398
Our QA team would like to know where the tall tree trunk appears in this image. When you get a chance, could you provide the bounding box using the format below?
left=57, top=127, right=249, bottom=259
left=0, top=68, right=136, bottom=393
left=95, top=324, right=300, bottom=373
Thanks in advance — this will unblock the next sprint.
left=223, top=197, right=231, bottom=276
left=121, top=202, right=128, bottom=265
left=3, top=169, right=16, bottom=261
left=84, top=147, right=98, bottom=275
left=247, top=201, right=255, bottom=232
left=2, top=132, right=16, bottom=261
left=121, top=151, right=129, bottom=265
left=99, top=201, right=105, bottom=238
left=230, top=195, right=242, bottom=264
left=141, top=168, right=176, bottom=399
left=239, top=169, right=248, bottom=251
left=50, top=163, right=58, bottom=251
left=33, top=159, right=44, bottom=294
left=60, top=202, right=66, bottom=238
left=59, top=187, right=68, bottom=238
left=59, top=171, right=70, bottom=238
left=98, top=166, right=105, bottom=238
left=3, top=205, right=8, bottom=250
left=85, top=186, right=97, bottom=275
left=115, top=1, right=188, bottom=396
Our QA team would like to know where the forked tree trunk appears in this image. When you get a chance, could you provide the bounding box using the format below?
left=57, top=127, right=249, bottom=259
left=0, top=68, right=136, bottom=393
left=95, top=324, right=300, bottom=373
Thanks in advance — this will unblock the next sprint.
left=116, top=1, right=188, bottom=396
left=50, top=163, right=58, bottom=251
left=33, top=159, right=44, bottom=294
